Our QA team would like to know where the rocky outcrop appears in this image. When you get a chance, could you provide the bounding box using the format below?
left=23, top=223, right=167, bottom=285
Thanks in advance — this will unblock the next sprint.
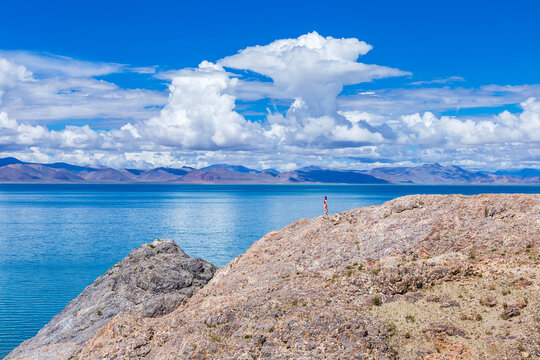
left=8, top=194, right=540, bottom=359
left=6, top=239, right=216, bottom=360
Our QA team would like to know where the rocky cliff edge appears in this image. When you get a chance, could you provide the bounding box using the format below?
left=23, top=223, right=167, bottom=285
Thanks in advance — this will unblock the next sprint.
left=6, top=239, right=217, bottom=360
left=8, top=194, right=540, bottom=359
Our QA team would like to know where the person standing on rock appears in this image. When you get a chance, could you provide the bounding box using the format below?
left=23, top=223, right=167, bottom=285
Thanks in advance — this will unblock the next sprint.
left=323, top=196, right=328, bottom=215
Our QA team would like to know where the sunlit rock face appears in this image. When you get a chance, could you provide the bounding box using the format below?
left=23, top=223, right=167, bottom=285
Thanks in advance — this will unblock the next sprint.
left=9, top=194, right=540, bottom=359
left=6, top=239, right=216, bottom=360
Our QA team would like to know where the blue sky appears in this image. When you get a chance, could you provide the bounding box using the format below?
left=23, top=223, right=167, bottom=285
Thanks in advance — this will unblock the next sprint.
left=0, top=0, right=539, bottom=170
left=3, top=1, right=538, bottom=86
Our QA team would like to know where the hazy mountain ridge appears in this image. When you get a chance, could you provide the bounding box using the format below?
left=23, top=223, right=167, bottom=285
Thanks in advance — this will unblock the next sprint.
left=0, top=158, right=538, bottom=184
left=363, top=163, right=540, bottom=184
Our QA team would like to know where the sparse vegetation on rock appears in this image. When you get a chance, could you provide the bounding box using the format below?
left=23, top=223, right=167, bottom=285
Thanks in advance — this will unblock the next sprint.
left=7, top=194, right=540, bottom=359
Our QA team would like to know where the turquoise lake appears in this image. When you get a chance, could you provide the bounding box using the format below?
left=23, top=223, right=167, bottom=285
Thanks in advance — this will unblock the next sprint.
left=1, top=184, right=539, bottom=357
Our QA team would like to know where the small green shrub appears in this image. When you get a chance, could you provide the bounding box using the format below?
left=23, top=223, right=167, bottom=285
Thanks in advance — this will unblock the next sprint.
left=209, top=334, right=222, bottom=343
left=405, top=315, right=415, bottom=323
left=373, top=295, right=382, bottom=306
left=388, top=322, right=397, bottom=336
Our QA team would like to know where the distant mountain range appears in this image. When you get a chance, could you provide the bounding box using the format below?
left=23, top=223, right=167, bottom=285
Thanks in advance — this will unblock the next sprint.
left=363, top=163, right=540, bottom=184
left=0, top=157, right=538, bottom=184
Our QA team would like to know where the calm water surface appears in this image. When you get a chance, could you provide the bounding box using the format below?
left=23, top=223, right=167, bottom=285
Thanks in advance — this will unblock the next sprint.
left=1, top=184, right=539, bottom=357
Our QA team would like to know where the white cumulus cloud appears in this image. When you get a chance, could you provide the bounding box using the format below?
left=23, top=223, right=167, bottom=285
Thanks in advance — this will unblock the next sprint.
left=0, top=53, right=167, bottom=123
left=398, top=97, right=540, bottom=146
left=220, top=31, right=409, bottom=146
left=1, top=33, right=540, bottom=170
left=118, top=61, right=261, bottom=150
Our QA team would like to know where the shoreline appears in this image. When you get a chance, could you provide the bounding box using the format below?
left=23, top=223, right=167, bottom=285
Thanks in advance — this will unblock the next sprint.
left=1, top=182, right=540, bottom=186
left=6, top=193, right=540, bottom=359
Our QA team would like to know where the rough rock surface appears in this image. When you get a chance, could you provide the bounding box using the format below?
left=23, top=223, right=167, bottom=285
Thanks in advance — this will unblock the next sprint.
left=8, top=194, right=540, bottom=359
left=7, top=239, right=216, bottom=360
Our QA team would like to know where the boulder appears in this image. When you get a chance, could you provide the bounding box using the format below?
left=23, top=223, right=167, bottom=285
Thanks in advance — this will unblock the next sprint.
left=7, top=239, right=216, bottom=359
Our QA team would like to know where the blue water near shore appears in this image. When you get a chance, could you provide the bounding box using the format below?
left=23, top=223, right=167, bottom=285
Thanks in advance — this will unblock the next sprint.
left=1, top=184, right=539, bottom=357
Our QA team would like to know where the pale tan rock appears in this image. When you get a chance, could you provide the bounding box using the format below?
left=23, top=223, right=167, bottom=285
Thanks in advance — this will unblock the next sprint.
left=9, top=194, right=540, bottom=359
